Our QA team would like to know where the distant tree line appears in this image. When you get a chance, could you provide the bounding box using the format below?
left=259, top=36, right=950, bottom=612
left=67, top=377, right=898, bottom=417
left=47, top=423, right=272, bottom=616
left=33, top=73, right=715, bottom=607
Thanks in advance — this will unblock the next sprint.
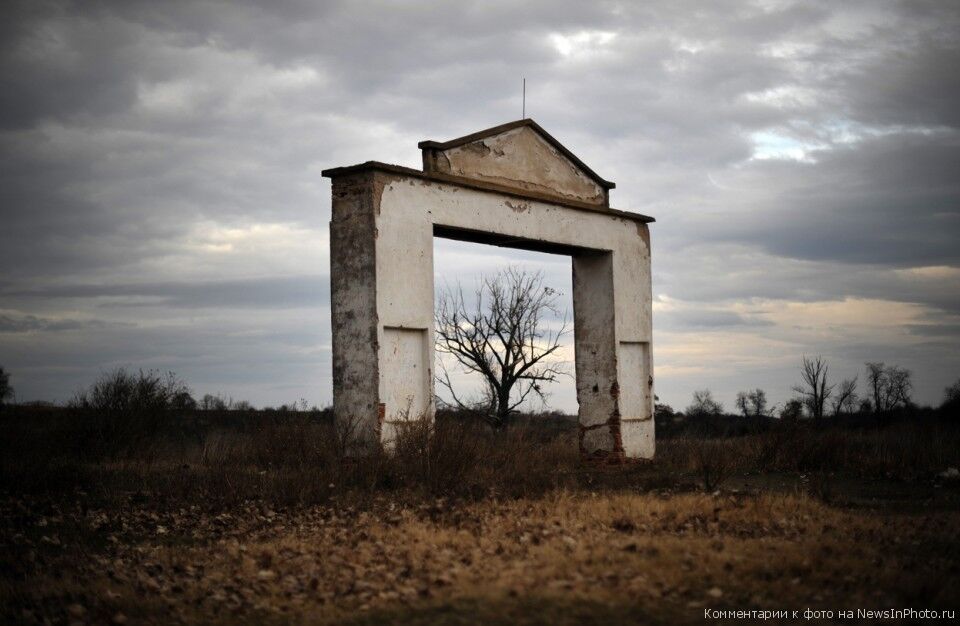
left=0, top=366, right=323, bottom=414
left=672, top=356, right=948, bottom=423
left=1, top=353, right=958, bottom=428
left=0, top=366, right=13, bottom=408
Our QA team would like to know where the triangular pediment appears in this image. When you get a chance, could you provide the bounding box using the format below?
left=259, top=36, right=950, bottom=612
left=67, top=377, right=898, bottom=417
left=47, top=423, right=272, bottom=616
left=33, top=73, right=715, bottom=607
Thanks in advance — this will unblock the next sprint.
left=419, top=120, right=614, bottom=207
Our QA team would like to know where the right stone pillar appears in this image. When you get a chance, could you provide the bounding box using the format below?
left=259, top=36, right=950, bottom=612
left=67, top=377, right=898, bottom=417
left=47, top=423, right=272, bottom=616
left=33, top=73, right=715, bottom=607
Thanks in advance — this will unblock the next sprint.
left=573, top=250, right=654, bottom=461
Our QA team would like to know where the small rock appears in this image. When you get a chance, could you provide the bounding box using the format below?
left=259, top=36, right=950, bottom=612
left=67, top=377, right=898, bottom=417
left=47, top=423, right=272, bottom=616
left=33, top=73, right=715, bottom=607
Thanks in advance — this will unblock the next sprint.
left=112, top=613, right=128, bottom=624
left=938, top=467, right=959, bottom=480
left=67, top=604, right=86, bottom=618
left=707, top=587, right=723, bottom=598
left=257, top=569, right=277, bottom=581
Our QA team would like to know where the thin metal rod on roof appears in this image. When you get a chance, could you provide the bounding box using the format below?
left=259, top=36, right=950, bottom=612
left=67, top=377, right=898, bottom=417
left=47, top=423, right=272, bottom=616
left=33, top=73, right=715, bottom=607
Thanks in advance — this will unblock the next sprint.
left=522, top=78, right=526, bottom=119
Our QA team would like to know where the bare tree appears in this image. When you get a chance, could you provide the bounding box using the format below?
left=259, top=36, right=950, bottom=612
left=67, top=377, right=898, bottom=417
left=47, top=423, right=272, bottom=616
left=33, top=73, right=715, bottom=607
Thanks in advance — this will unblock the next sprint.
left=435, top=267, right=568, bottom=429
left=793, top=356, right=834, bottom=420
left=200, top=393, right=228, bottom=411
left=736, top=388, right=769, bottom=417
left=687, top=389, right=723, bottom=417
left=735, top=391, right=749, bottom=417
left=884, top=365, right=913, bottom=409
left=753, top=389, right=770, bottom=416
left=831, top=377, right=858, bottom=416
left=944, top=379, right=960, bottom=410
left=780, top=398, right=804, bottom=420
left=0, top=366, right=12, bottom=406
left=866, top=362, right=886, bottom=412
left=865, top=362, right=913, bottom=412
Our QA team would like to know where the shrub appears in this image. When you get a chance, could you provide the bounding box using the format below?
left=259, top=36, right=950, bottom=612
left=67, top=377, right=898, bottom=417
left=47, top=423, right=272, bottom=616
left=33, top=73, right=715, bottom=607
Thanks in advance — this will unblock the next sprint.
left=0, top=366, right=12, bottom=407
left=942, top=379, right=960, bottom=413
left=68, top=368, right=196, bottom=459
left=686, top=389, right=723, bottom=417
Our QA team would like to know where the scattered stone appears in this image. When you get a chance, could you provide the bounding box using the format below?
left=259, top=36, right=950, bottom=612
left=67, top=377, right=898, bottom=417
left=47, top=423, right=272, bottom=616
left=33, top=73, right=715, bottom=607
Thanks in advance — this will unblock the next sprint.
left=257, top=569, right=277, bottom=581
left=938, top=467, right=959, bottom=480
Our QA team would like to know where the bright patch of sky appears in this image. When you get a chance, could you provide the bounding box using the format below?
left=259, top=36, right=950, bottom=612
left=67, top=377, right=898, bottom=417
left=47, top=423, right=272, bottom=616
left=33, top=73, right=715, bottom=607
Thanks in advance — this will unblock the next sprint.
left=550, top=30, right=618, bottom=59
left=749, top=131, right=819, bottom=162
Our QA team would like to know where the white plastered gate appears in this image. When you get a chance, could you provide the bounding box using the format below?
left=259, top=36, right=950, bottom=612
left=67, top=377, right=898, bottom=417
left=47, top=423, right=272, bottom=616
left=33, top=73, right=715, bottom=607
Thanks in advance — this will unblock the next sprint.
left=323, top=120, right=656, bottom=460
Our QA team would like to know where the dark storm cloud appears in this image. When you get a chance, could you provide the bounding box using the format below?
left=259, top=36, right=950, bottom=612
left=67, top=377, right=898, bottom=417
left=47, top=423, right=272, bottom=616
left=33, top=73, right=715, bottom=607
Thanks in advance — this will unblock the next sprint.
left=1, top=0, right=958, bottom=407
left=0, top=314, right=120, bottom=333
left=657, top=246, right=960, bottom=317
left=846, top=14, right=960, bottom=128
left=697, top=132, right=960, bottom=268
left=0, top=1, right=141, bottom=129
left=4, top=315, right=332, bottom=405
left=906, top=323, right=960, bottom=338
left=659, top=309, right=774, bottom=331
left=1, top=275, right=329, bottom=309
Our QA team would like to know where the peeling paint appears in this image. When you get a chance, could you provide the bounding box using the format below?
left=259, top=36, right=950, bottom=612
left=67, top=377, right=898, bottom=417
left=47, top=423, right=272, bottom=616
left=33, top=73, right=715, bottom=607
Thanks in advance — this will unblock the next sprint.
left=505, top=200, right=530, bottom=213
left=462, top=141, right=491, bottom=157
left=437, top=152, right=451, bottom=171
left=435, top=127, right=607, bottom=206
left=372, top=173, right=404, bottom=216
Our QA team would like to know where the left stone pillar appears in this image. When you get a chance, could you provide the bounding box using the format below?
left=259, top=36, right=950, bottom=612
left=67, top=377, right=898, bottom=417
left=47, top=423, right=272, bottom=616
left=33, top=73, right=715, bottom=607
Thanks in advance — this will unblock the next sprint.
left=329, top=169, right=436, bottom=451
left=329, top=171, right=381, bottom=451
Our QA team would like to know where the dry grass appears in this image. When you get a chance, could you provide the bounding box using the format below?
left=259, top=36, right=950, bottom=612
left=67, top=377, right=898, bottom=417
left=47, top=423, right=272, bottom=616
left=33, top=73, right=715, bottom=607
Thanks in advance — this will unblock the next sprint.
left=2, top=407, right=960, bottom=624
left=0, top=410, right=587, bottom=517
left=5, top=408, right=958, bottom=505
left=3, top=490, right=958, bottom=624
left=660, top=419, right=960, bottom=488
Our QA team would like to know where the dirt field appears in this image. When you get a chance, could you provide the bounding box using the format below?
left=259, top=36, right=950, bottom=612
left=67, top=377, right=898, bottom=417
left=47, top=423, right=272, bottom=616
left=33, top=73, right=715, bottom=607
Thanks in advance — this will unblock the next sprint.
left=4, top=473, right=960, bottom=624
left=2, top=409, right=960, bottom=624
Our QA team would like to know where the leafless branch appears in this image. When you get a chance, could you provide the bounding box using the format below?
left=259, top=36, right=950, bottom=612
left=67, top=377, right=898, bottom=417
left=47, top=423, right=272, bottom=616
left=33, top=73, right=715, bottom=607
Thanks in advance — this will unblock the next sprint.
left=435, top=266, right=570, bottom=428
left=792, top=355, right=835, bottom=420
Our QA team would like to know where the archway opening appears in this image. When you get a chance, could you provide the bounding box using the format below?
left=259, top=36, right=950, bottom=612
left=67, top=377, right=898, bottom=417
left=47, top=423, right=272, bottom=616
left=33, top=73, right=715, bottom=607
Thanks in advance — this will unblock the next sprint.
left=432, top=234, right=577, bottom=425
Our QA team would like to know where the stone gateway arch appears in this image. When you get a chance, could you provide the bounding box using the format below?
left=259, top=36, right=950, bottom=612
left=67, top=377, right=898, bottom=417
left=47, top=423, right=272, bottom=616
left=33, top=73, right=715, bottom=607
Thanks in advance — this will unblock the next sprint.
left=322, top=119, right=656, bottom=460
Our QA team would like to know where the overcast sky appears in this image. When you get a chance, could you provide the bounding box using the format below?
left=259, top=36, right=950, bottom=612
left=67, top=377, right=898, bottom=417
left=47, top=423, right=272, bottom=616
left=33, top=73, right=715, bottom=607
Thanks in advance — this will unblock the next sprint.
left=2, top=0, right=959, bottom=413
